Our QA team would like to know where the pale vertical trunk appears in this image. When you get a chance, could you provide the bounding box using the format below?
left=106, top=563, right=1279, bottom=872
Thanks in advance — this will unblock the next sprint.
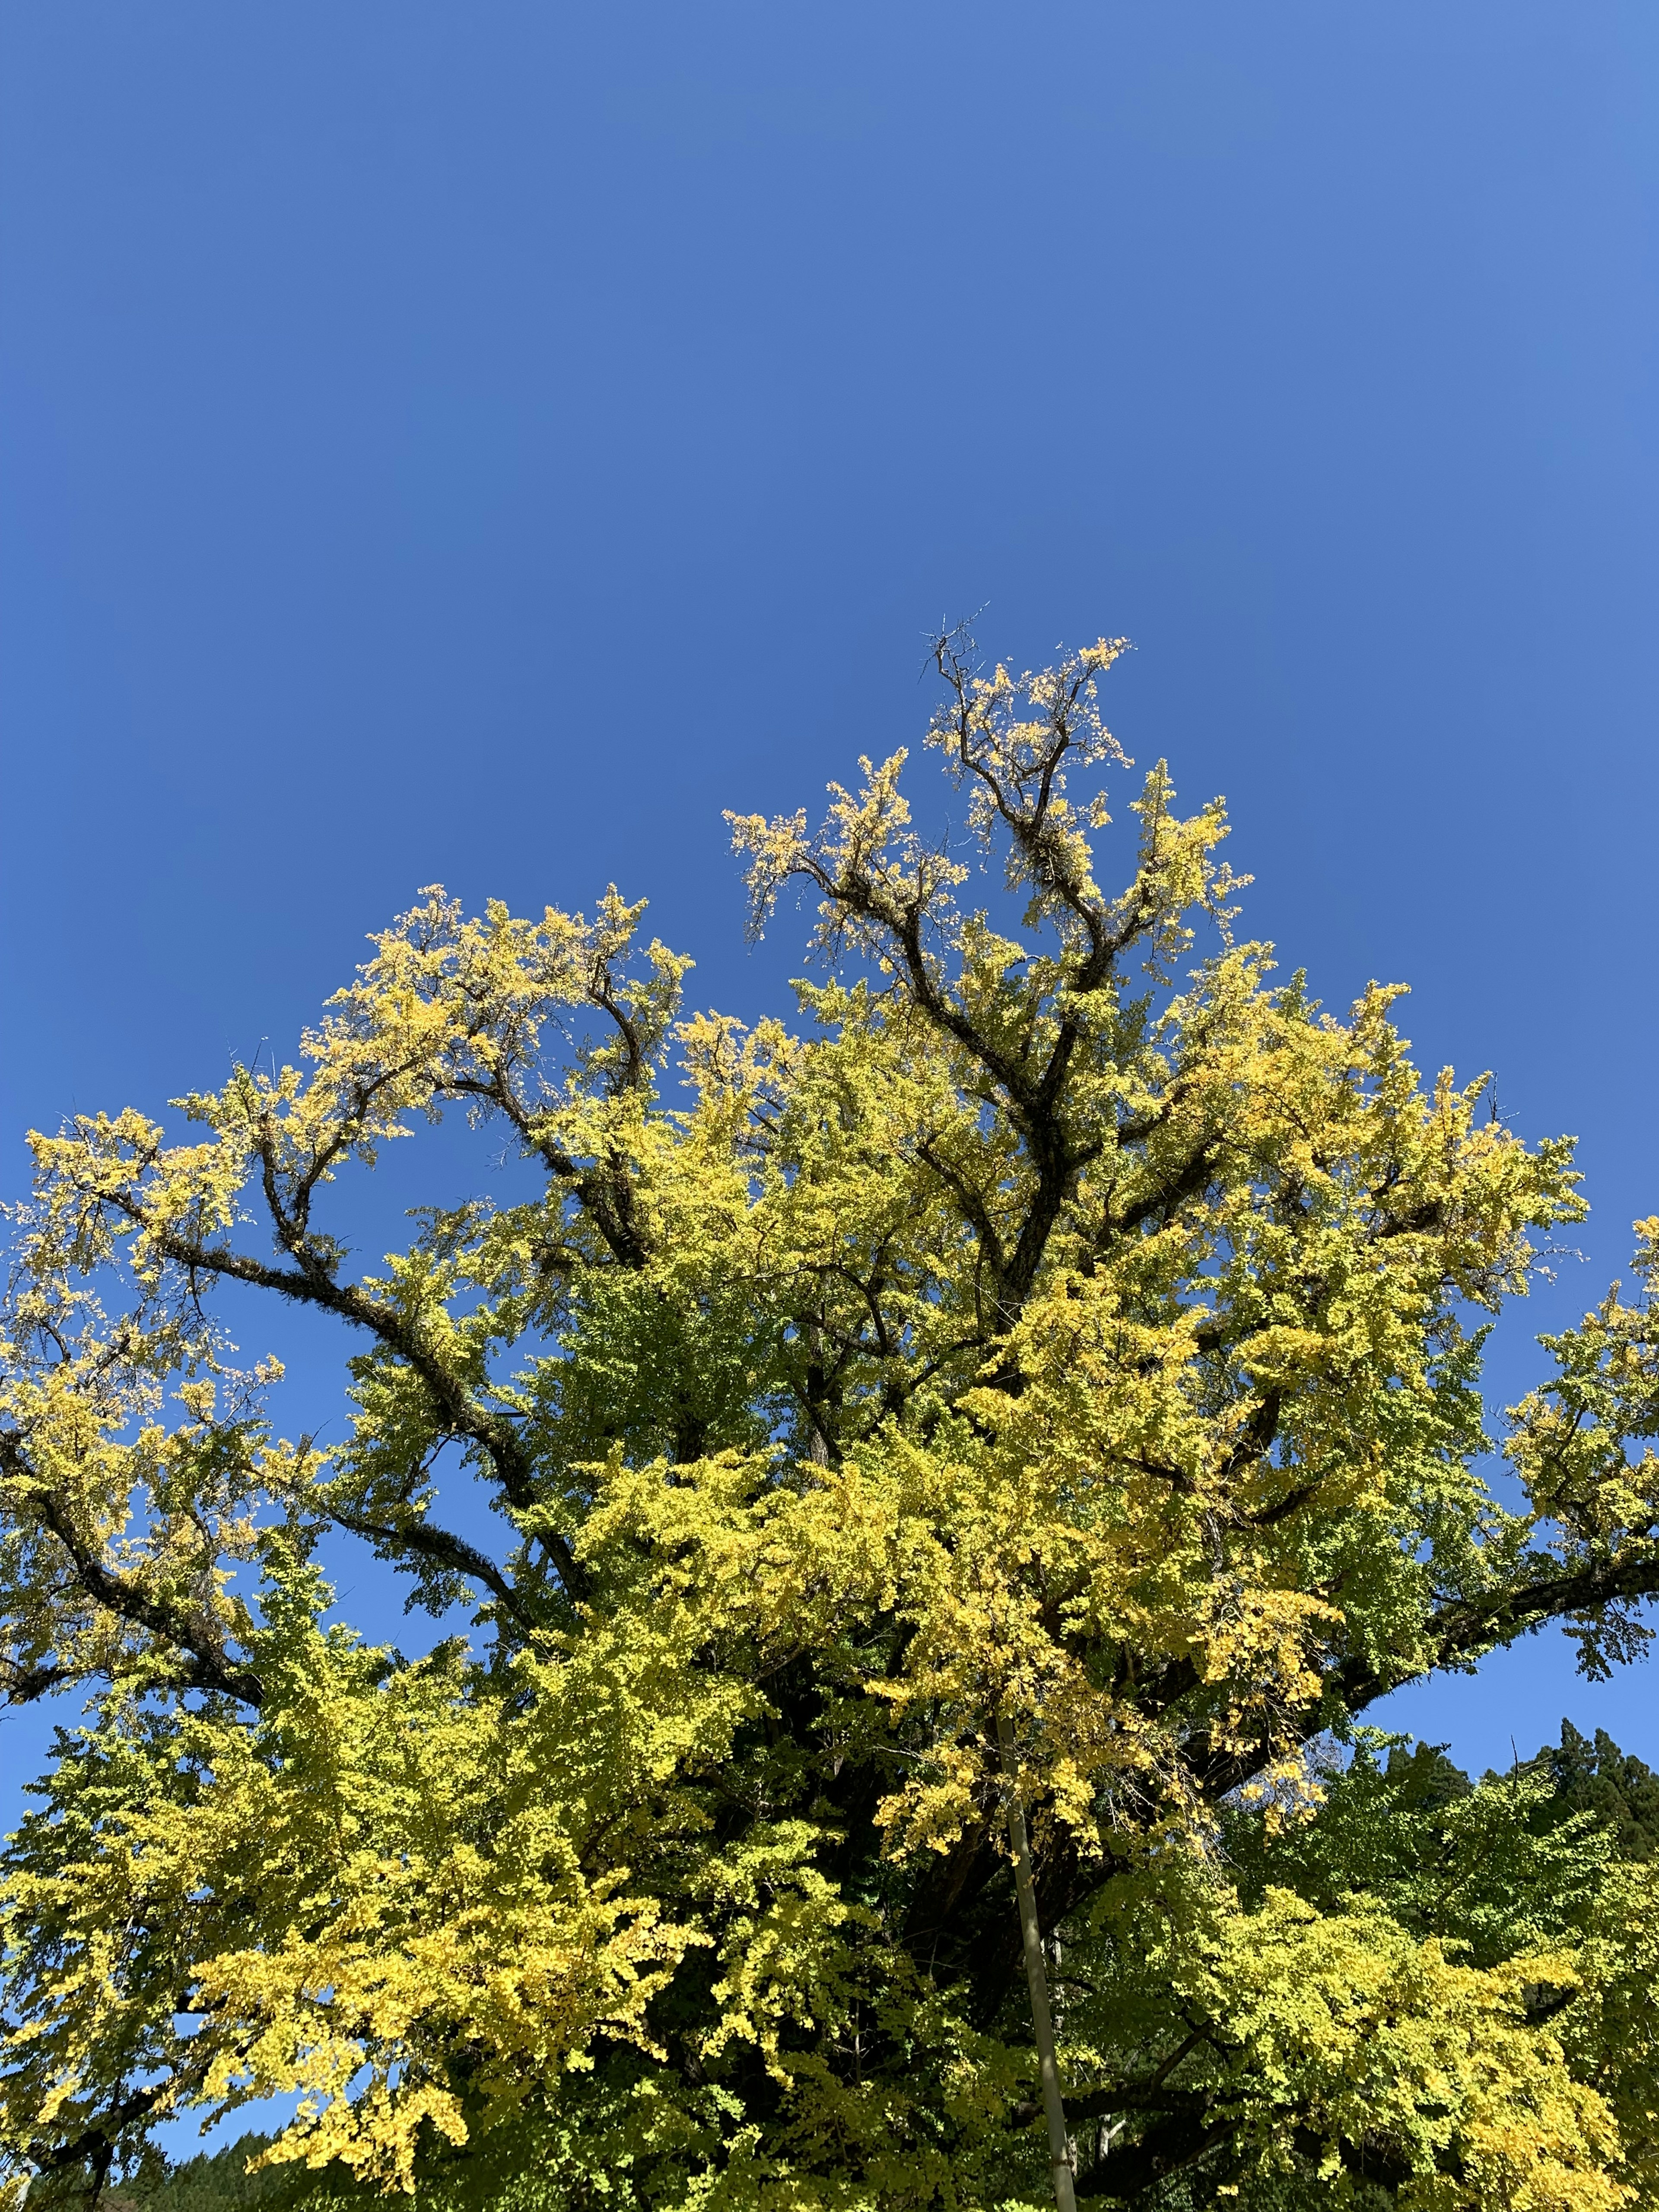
left=804, top=1318, right=831, bottom=1465
left=998, top=1710, right=1077, bottom=2212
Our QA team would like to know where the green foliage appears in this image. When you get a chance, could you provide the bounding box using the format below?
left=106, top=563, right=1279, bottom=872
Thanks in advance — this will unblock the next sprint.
left=3, top=635, right=1657, bottom=2209
left=1534, top=1725, right=1659, bottom=1865
left=128, top=2137, right=293, bottom=2212
left=1228, top=1735, right=1611, bottom=1967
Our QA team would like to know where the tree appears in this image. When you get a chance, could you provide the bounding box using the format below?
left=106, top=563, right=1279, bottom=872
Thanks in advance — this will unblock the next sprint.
left=1534, top=1724, right=1659, bottom=1865
left=2, top=634, right=1657, bottom=2211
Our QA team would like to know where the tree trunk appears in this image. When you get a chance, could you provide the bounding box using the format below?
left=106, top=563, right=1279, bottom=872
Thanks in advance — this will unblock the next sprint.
left=998, top=1710, right=1077, bottom=2212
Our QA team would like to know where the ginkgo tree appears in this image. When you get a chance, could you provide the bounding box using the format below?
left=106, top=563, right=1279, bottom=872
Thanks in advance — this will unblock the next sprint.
left=3, top=634, right=1658, bottom=2212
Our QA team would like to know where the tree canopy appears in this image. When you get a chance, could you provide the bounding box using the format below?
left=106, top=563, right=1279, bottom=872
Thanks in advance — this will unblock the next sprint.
left=3, top=636, right=1657, bottom=2211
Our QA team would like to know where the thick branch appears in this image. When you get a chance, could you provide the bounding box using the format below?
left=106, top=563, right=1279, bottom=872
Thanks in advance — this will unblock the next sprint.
left=320, top=1497, right=534, bottom=1628
left=0, top=1431, right=264, bottom=1708
left=102, top=1190, right=589, bottom=1603
left=1197, top=1543, right=1659, bottom=1802
left=450, top=1073, right=652, bottom=1268
left=1071, top=2101, right=1231, bottom=2202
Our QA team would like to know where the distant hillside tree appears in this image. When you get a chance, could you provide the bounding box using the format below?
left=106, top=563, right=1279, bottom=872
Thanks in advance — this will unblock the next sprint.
left=1536, top=1723, right=1659, bottom=1865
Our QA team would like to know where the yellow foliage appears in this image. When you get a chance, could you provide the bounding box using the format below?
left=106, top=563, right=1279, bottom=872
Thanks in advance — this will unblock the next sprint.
left=3, top=636, right=1653, bottom=2209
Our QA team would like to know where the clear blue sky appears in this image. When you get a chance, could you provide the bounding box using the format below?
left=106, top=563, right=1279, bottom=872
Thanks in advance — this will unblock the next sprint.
left=3, top=3, right=1656, bottom=1814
